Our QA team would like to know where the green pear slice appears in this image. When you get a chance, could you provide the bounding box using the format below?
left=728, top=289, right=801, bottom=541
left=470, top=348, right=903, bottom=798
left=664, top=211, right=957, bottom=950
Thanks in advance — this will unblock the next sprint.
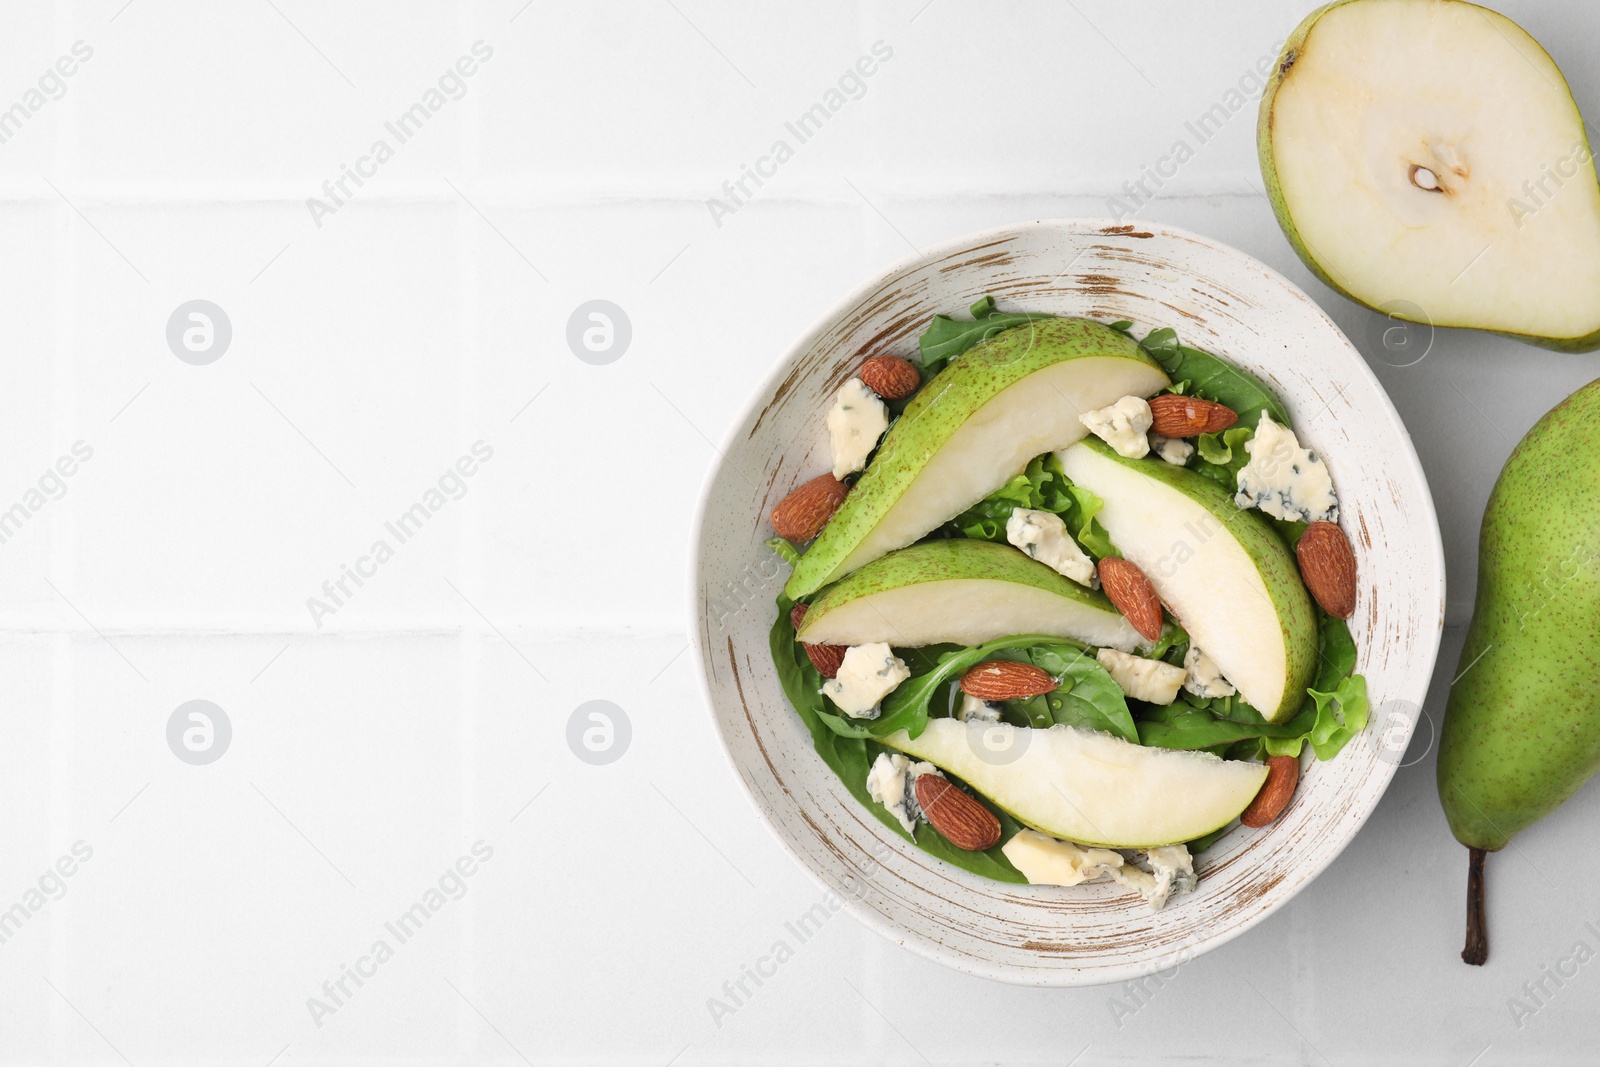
left=1057, top=439, right=1315, bottom=721
left=1259, top=0, right=1600, bottom=350
left=786, top=318, right=1168, bottom=598
left=797, top=539, right=1143, bottom=651
left=885, top=719, right=1268, bottom=848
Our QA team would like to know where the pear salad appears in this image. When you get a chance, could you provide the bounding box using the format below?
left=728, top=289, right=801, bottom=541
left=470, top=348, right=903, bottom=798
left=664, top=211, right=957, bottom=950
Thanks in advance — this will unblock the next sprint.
left=766, top=298, right=1368, bottom=910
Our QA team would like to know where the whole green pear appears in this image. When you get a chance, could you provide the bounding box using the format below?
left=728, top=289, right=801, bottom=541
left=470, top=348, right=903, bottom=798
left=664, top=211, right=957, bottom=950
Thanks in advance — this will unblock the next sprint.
left=1439, top=377, right=1600, bottom=965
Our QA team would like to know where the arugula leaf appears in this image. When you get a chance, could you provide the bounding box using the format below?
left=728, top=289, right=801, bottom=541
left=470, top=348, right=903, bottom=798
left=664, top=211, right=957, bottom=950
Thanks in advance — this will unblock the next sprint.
left=917, top=296, right=1056, bottom=376
left=770, top=595, right=1025, bottom=882
left=1138, top=328, right=1290, bottom=432
left=1144, top=623, right=1190, bottom=666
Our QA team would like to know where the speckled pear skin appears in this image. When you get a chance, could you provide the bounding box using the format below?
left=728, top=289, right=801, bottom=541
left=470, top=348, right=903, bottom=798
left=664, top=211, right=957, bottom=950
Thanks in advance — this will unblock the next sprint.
left=798, top=538, right=1120, bottom=637
left=784, top=317, right=1162, bottom=598
left=1439, top=378, right=1600, bottom=850
left=1071, top=437, right=1318, bottom=721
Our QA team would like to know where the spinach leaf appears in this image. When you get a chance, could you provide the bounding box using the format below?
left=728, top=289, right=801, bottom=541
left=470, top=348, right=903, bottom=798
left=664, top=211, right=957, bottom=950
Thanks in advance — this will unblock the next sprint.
left=918, top=296, right=1056, bottom=376
left=809, top=632, right=1135, bottom=747
left=997, top=642, right=1138, bottom=744
left=809, top=633, right=1056, bottom=740
left=1136, top=701, right=1316, bottom=750
left=882, top=634, right=1090, bottom=738
left=1185, top=824, right=1234, bottom=854
left=1313, top=613, right=1358, bottom=683
left=771, top=594, right=876, bottom=791
left=770, top=595, right=1024, bottom=882
left=1138, top=328, right=1290, bottom=431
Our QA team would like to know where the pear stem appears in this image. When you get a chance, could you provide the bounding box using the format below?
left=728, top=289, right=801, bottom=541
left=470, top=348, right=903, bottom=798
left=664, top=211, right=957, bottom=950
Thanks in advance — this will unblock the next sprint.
left=1462, top=847, right=1488, bottom=966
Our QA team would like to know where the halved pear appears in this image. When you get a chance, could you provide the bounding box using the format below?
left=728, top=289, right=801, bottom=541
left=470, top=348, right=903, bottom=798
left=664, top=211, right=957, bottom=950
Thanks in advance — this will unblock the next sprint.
left=1057, top=439, right=1315, bottom=721
left=786, top=318, right=1167, bottom=598
left=1259, top=0, right=1600, bottom=350
left=885, top=719, right=1268, bottom=848
left=797, top=539, right=1143, bottom=651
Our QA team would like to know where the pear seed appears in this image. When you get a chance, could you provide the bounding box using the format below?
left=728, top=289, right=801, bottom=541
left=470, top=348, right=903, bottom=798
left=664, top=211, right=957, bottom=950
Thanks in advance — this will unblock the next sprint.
left=1410, top=164, right=1442, bottom=192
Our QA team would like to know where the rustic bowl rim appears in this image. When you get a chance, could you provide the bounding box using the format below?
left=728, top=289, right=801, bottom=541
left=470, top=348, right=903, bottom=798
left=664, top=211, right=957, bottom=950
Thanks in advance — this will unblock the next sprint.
left=688, top=216, right=1445, bottom=985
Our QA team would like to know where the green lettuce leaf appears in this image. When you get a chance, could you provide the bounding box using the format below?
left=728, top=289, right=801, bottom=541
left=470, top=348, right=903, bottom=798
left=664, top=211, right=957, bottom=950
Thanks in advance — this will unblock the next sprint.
left=1064, top=483, right=1117, bottom=558
left=1306, top=674, right=1370, bottom=761
left=944, top=453, right=1075, bottom=541
left=1191, top=425, right=1256, bottom=492
left=944, top=453, right=1118, bottom=559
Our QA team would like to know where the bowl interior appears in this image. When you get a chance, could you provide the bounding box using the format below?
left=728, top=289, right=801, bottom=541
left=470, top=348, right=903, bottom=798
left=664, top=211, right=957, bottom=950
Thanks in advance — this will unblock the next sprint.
left=691, top=219, right=1444, bottom=986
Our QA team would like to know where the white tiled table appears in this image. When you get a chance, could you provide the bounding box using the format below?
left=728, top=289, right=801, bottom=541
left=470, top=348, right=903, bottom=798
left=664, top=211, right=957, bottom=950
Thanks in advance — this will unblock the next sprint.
left=2, top=1, right=1598, bottom=1062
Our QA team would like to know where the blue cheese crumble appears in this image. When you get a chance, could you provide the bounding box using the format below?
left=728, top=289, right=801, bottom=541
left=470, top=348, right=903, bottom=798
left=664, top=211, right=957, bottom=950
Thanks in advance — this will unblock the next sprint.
left=1078, top=395, right=1153, bottom=459
left=1002, top=830, right=1125, bottom=886
left=956, top=692, right=1003, bottom=723
left=1109, top=845, right=1198, bottom=911
left=1096, top=648, right=1186, bottom=705
left=1001, top=832, right=1200, bottom=911
left=1149, top=432, right=1194, bottom=465
left=1183, top=645, right=1236, bottom=699
left=826, top=377, right=889, bottom=480
left=1233, top=413, right=1338, bottom=523
left=1006, top=507, right=1096, bottom=586
left=821, top=642, right=909, bottom=719
left=865, top=752, right=941, bottom=833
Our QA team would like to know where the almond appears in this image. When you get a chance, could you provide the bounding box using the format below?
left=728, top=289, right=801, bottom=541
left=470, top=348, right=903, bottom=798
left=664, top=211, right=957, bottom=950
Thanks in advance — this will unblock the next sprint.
left=915, top=775, right=1001, bottom=851
left=1240, top=755, right=1300, bottom=828
left=1148, top=394, right=1238, bottom=437
left=1097, top=557, right=1165, bottom=641
left=1296, top=521, right=1357, bottom=619
left=960, top=660, right=1057, bottom=700
left=858, top=355, right=921, bottom=400
left=788, top=603, right=846, bottom=678
left=770, top=473, right=847, bottom=542
left=803, top=642, right=845, bottom=678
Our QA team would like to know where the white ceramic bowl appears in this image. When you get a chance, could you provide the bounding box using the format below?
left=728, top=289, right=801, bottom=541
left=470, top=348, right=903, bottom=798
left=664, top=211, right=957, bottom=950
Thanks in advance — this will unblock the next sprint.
left=689, top=219, right=1445, bottom=986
